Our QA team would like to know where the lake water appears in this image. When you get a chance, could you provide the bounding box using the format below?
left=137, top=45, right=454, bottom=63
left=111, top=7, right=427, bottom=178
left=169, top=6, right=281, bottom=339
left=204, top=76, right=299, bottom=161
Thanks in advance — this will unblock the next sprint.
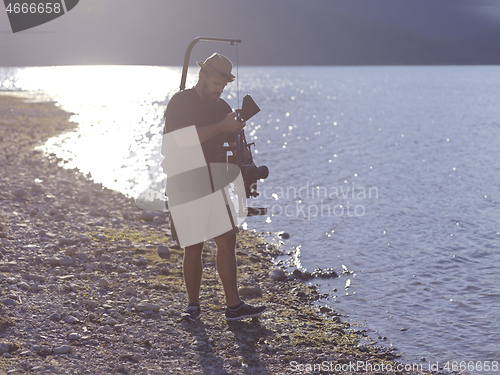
left=1, top=65, right=499, bottom=369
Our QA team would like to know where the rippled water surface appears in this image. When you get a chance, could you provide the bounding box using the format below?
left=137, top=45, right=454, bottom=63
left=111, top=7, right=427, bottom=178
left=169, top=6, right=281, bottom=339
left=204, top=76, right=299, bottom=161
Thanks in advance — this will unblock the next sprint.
left=1, top=65, right=499, bottom=366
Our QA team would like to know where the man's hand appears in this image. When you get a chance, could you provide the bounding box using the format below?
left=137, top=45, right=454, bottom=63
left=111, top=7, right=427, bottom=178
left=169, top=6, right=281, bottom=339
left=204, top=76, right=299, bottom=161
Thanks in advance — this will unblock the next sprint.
left=219, top=112, right=245, bottom=133
left=196, top=112, right=245, bottom=143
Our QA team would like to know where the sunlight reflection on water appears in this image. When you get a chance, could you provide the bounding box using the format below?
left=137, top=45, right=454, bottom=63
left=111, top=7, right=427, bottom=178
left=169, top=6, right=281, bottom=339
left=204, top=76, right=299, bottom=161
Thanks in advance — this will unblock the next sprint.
left=10, top=66, right=181, bottom=197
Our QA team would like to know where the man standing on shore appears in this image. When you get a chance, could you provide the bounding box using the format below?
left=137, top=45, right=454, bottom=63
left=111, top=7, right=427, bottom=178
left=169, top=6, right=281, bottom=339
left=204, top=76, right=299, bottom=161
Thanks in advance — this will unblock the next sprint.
left=162, top=53, right=266, bottom=322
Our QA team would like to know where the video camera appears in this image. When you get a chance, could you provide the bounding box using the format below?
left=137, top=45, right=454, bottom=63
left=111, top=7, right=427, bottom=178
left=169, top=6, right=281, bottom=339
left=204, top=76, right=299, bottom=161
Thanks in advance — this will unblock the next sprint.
left=220, top=95, right=269, bottom=216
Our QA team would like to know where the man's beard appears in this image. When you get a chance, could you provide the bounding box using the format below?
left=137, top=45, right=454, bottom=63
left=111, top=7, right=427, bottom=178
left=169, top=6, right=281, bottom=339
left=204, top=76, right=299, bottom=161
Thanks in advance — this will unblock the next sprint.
left=202, top=82, right=220, bottom=103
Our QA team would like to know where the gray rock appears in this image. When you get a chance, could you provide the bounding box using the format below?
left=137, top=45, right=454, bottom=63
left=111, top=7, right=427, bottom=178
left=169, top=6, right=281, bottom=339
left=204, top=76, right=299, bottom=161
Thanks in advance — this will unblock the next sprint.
left=152, top=216, right=163, bottom=225
left=263, top=344, right=276, bottom=353
left=157, top=246, right=170, bottom=259
left=37, top=346, right=52, bottom=357
left=158, top=265, right=170, bottom=276
left=136, top=302, right=160, bottom=312
left=58, top=274, right=75, bottom=281
left=124, top=287, right=136, bottom=296
left=48, top=257, right=61, bottom=266
left=239, top=286, right=263, bottom=298
left=54, top=213, right=66, bottom=221
left=140, top=211, right=157, bottom=222
left=41, top=231, right=57, bottom=239
left=30, top=183, right=44, bottom=193
left=0, top=341, right=20, bottom=354
left=18, top=281, right=30, bottom=290
left=66, top=283, right=78, bottom=292
left=132, top=256, right=148, bottom=266
left=93, top=248, right=106, bottom=257
left=53, top=345, right=72, bottom=355
left=97, top=325, right=111, bottom=333
left=84, top=264, right=95, bottom=272
left=64, top=316, right=78, bottom=324
left=270, top=269, right=287, bottom=281
left=58, top=237, right=75, bottom=246
left=12, top=188, right=28, bottom=199
left=61, top=256, right=73, bottom=266
left=68, top=333, right=81, bottom=340
left=23, top=273, right=46, bottom=283
left=75, top=252, right=88, bottom=262
left=0, top=262, right=20, bottom=272
left=31, top=284, right=43, bottom=292
left=116, top=364, right=129, bottom=374
left=105, top=317, right=118, bottom=325
left=22, top=244, right=40, bottom=251
left=3, top=298, right=17, bottom=306
left=49, top=313, right=61, bottom=321
left=99, top=278, right=110, bottom=289
left=78, top=234, right=91, bottom=242
left=65, top=247, right=78, bottom=256
left=230, top=358, right=242, bottom=367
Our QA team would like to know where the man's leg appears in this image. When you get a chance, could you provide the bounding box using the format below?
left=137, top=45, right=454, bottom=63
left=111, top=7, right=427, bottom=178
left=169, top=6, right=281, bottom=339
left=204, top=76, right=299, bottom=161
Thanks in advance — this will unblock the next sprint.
left=214, top=233, right=267, bottom=321
left=183, top=242, right=204, bottom=305
left=213, top=233, right=241, bottom=307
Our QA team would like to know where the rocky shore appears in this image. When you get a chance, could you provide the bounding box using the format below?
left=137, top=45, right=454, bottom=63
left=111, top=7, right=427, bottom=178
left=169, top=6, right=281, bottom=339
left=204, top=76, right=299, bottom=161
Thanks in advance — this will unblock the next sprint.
left=0, top=93, right=443, bottom=374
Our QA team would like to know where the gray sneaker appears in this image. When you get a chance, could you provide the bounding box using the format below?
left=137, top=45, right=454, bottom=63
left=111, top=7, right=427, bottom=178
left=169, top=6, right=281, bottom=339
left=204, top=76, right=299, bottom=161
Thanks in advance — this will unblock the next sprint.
left=180, top=304, right=201, bottom=322
left=225, top=302, right=266, bottom=321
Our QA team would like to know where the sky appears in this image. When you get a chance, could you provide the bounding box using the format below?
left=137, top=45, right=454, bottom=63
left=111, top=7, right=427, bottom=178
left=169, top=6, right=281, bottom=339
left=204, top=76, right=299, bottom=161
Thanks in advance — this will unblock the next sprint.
left=1, top=0, right=500, bottom=66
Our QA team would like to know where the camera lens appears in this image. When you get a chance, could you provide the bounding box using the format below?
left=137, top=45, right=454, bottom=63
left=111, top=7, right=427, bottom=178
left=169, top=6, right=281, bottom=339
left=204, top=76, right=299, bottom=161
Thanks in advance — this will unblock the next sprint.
left=256, top=165, right=269, bottom=180
left=245, top=165, right=268, bottom=180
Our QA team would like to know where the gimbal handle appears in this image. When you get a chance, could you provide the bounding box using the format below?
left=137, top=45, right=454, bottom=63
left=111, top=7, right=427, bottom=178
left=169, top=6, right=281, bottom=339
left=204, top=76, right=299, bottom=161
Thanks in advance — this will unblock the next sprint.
left=180, top=36, right=241, bottom=91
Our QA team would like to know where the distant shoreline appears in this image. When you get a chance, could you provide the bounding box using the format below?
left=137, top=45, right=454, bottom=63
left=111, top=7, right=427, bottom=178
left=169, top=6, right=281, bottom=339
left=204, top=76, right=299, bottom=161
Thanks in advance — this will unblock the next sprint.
left=2, top=63, right=500, bottom=68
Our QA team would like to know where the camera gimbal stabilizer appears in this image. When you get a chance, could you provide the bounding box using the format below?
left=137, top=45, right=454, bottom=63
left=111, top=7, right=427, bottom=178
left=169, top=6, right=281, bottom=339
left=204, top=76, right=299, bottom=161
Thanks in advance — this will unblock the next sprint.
left=214, top=95, right=269, bottom=216
left=217, top=96, right=269, bottom=216
left=180, top=36, right=269, bottom=216
left=230, top=95, right=269, bottom=215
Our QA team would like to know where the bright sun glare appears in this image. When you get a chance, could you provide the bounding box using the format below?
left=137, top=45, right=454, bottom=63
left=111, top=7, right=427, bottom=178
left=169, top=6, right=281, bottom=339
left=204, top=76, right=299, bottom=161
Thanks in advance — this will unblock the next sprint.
left=16, top=65, right=181, bottom=197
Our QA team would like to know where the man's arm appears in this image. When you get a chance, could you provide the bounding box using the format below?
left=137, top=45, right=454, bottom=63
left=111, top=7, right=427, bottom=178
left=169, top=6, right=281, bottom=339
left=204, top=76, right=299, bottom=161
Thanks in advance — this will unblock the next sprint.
left=197, top=112, right=245, bottom=143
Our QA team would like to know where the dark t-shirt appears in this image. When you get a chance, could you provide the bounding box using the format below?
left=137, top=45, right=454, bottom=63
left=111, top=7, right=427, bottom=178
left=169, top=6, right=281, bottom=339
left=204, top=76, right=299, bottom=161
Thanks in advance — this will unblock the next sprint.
left=164, top=88, right=232, bottom=163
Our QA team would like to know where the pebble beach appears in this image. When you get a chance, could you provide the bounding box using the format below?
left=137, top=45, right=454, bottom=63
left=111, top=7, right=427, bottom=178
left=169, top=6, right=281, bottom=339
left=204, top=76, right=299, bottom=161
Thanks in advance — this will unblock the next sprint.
left=0, top=94, right=446, bottom=375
